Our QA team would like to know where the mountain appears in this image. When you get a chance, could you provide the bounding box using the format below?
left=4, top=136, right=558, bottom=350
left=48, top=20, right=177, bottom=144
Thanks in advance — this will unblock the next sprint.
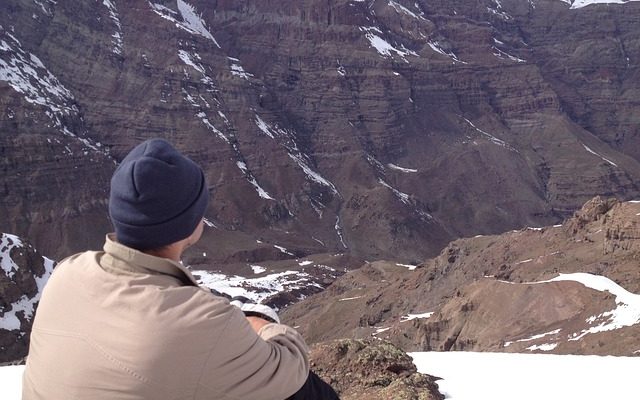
left=281, top=196, right=640, bottom=356
left=2, top=0, right=640, bottom=265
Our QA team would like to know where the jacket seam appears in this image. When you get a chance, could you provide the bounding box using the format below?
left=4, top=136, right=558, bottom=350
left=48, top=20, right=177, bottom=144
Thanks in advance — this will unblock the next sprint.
left=32, top=327, right=177, bottom=392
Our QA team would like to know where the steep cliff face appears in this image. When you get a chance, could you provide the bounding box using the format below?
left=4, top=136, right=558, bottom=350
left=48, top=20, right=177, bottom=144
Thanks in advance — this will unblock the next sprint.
left=2, top=0, right=640, bottom=264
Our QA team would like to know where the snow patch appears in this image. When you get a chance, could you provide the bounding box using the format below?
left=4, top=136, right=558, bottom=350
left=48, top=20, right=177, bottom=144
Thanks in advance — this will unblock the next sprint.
left=464, top=118, right=516, bottom=151
left=101, top=0, right=123, bottom=55
left=379, top=179, right=411, bottom=205
left=568, top=0, right=640, bottom=9
left=250, top=265, right=266, bottom=274
left=338, top=295, right=363, bottom=302
left=504, top=329, right=562, bottom=347
left=387, top=163, right=418, bottom=173
left=582, top=144, right=618, bottom=167
left=255, top=115, right=339, bottom=194
left=274, top=245, right=294, bottom=256
left=236, top=161, right=275, bottom=200
left=361, top=26, right=418, bottom=62
left=410, top=351, right=639, bottom=400
left=0, top=233, right=54, bottom=331
left=148, top=1, right=220, bottom=47
left=191, top=269, right=317, bottom=303
left=401, top=311, right=434, bottom=321
left=526, top=343, right=558, bottom=351
left=492, top=46, right=526, bottom=63
left=387, top=0, right=425, bottom=20
left=0, top=30, right=106, bottom=154
left=335, top=216, right=348, bottom=249
left=428, top=41, right=466, bottom=64
left=549, top=273, right=640, bottom=340
left=396, top=263, right=418, bottom=271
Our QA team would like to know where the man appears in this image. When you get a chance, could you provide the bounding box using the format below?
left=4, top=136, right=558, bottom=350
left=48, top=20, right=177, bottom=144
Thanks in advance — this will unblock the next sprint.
left=23, top=138, right=338, bottom=399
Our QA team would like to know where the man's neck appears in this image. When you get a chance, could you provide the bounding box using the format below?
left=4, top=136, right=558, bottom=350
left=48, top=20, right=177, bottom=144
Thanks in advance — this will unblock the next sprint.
left=143, top=246, right=183, bottom=263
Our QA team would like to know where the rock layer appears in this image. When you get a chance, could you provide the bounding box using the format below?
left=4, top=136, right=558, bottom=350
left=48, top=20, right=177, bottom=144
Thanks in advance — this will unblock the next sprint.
left=2, top=1, right=640, bottom=264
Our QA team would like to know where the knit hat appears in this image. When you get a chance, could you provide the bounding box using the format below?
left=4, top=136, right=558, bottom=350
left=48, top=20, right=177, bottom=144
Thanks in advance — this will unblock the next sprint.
left=109, top=139, right=209, bottom=250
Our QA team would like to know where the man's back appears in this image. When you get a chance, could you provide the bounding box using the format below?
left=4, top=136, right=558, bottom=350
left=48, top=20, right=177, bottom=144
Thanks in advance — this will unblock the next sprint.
left=23, top=236, right=309, bottom=400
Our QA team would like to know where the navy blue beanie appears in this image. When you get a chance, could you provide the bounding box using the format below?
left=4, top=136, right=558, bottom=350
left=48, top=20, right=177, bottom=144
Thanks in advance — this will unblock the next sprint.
left=109, top=139, right=209, bottom=250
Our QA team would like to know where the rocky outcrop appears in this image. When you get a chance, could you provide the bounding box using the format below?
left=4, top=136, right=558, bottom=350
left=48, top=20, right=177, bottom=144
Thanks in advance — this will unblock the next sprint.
left=0, top=233, right=54, bottom=363
left=309, top=339, right=443, bottom=400
left=2, top=0, right=640, bottom=266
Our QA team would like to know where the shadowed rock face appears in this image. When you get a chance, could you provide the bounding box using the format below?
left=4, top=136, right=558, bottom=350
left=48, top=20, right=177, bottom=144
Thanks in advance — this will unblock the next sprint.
left=283, top=197, right=640, bottom=356
left=309, top=339, right=443, bottom=400
left=2, top=1, right=640, bottom=264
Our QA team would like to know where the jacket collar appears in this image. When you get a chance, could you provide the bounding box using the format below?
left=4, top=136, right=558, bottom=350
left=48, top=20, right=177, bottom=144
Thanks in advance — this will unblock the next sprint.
left=103, top=234, right=200, bottom=287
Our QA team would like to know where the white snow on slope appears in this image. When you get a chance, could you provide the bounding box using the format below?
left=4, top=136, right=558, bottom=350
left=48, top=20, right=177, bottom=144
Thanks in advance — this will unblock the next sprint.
left=387, top=163, right=417, bottom=173
left=487, top=0, right=512, bottom=20
left=273, top=245, right=294, bottom=256
left=101, top=0, right=123, bottom=55
left=196, top=111, right=228, bottom=143
left=360, top=26, right=418, bottom=62
left=379, top=179, right=411, bottom=205
left=410, top=351, right=639, bottom=400
left=190, top=269, right=320, bottom=303
left=582, top=144, right=618, bottom=167
left=504, top=328, right=562, bottom=347
left=335, top=216, right=348, bottom=248
left=567, top=0, right=640, bottom=9
left=428, top=41, right=466, bottom=64
left=549, top=273, right=640, bottom=340
left=0, top=29, right=106, bottom=154
left=497, top=273, right=640, bottom=342
left=236, top=161, right=275, bottom=200
left=0, top=233, right=54, bottom=331
left=177, top=49, right=216, bottom=85
left=250, top=265, right=266, bottom=274
left=148, top=1, right=220, bottom=47
left=396, top=263, right=418, bottom=270
left=492, top=46, right=526, bottom=63
left=1, top=233, right=23, bottom=279
left=401, top=311, right=433, bottom=321
left=387, top=0, right=425, bottom=20
left=254, top=115, right=339, bottom=195
left=463, top=118, right=516, bottom=151
left=227, top=57, right=253, bottom=79
left=32, top=0, right=55, bottom=16
left=0, top=31, right=74, bottom=114
left=3, top=346, right=640, bottom=400
left=178, top=49, right=205, bottom=75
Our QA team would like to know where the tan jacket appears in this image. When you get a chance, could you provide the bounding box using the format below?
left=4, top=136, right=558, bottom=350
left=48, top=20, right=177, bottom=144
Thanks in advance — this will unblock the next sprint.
left=23, top=235, right=309, bottom=400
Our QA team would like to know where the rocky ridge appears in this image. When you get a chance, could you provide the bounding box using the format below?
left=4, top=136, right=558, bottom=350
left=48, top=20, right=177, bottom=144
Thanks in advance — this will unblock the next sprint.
left=282, top=197, right=640, bottom=356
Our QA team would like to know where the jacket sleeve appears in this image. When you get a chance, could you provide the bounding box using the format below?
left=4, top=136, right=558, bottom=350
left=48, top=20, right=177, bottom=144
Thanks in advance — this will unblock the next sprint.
left=285, top=371, right=341, bottom=400
left=197, top=303, right=309, bottom=400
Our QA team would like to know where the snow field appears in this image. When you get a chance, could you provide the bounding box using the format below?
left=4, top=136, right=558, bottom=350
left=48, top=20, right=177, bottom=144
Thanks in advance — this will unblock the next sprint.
left=409, top=351, right=639, bottom=400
